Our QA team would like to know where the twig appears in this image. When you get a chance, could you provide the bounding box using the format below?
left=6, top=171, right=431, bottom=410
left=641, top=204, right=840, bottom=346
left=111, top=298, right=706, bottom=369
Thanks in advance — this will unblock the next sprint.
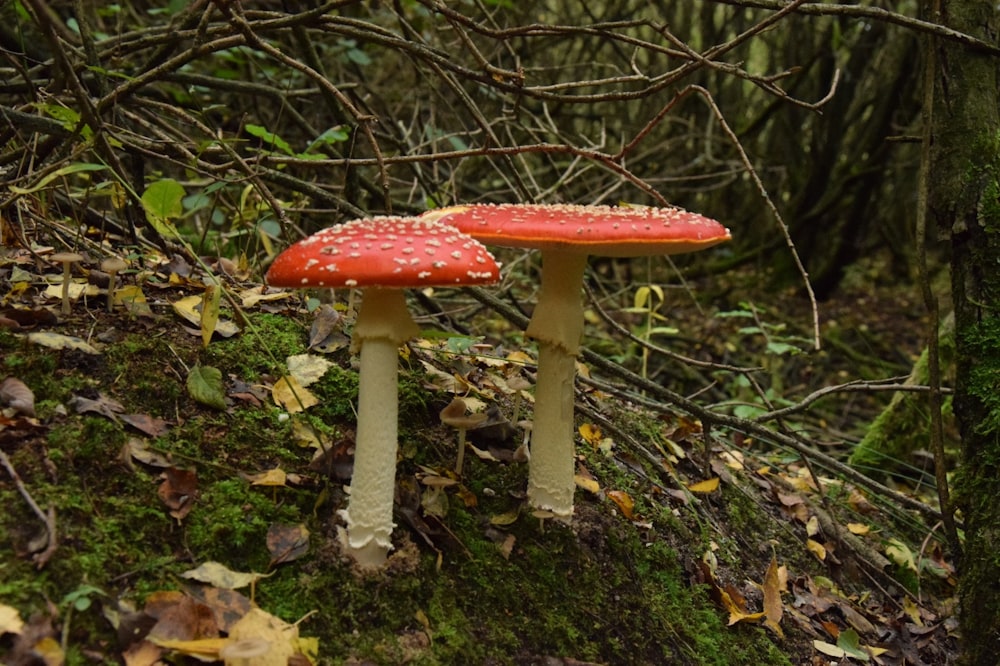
left=0, top=449, right=58, bottom=568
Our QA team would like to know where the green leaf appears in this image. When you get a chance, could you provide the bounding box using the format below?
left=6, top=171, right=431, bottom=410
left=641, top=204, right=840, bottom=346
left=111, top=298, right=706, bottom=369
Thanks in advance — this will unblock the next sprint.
left=647, top=326, right=679, bottom=337
left=8, top=162, right=106, bottom=195
left=836, top=629, right=870, bottom=661
left=142, top=178, right=185, bottom=220
left=187, top=365, right=227, bottom=410
left=765, top=341, right=800, bottom=356
left=245, top=123, right=294, bottom=155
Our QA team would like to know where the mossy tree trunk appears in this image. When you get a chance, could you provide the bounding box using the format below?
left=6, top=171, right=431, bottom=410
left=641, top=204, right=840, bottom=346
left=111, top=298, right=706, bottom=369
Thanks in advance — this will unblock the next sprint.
left=929, top=2, right=1000, bottom=662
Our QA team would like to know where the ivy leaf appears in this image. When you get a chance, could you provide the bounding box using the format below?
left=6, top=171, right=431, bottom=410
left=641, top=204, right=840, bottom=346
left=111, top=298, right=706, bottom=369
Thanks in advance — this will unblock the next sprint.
left=187, top=365, right=227, bottom=410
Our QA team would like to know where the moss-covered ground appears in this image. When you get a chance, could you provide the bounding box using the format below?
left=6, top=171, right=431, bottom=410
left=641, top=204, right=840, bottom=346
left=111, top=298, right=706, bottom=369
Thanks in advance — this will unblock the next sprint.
left=0, top=278, right=957, bottom=665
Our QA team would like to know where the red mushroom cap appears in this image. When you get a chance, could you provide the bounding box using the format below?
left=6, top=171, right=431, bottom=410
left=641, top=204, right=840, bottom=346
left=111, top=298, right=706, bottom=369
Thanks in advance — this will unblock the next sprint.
left=429, top=203, right=731, bottom=257
left=266, top=216, right=501, bottom=289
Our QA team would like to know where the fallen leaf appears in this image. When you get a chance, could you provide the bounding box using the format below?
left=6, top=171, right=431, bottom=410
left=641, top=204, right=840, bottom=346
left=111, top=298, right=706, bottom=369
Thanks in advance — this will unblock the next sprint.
left=806, top=538, right=827, bottom=561
left=226, top=608, right=298, bottom=666
left=846, top=522, right=870, bottom=535
left=121, top=438, right=171, bottom=468
left=186, top=365, right=227, bottom=410
left=0, top=604, right=25, bottom=635
left=489, top=509, right=520, bottom=526
left=272, top=376, right=319, bottom=413
left=837, top=628, right=871, bottom=662
left=575, top=474, right=601, bottom=494
left=578, top=423, right=603, bottom=447
left=201, top=283, right=221, bottom=348
left=158, top=467, right=198, bottom=521
left=267, top=523, right=310, bottom=566
left=687, top=477, right=720, bottom=493
left=806, top=514, right=820, bottom=537
left=0, top=377, right=35, bottom=417
left=286, top=354, right=333, bottom=387
left=249, top=468, right=287, bottom=487
left=239, top=286, right=290, bottom=308
left=180, top=562, right=270, bottom=590
left=606, top=490, right=634, bottom=519
left=762, top=555, right=784, bottom=638
left=147, top=636, right=227, bottom=661
left=44, top=281, right=97, bottom=305
left=115, top=285, right=154, bottom=318
left=813, top=640, right=845, bottom=658
left=119, top=413, right=170, bottom=437
left=26, top=331, right=100, bottom=354
left=70, top=393, right=125, bottom=420
left=171, top=295, right=239, bottom=338
left=886, top=537, right=918, bottom=572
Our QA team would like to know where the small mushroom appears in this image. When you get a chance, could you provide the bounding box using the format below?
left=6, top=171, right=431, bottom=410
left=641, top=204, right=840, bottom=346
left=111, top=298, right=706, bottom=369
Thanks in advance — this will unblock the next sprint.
left=505, top=376, right=532, bottom=425
left=440, top=397, right=488, bottom=475
left=100, top=257, right=128, bottom=313
left=51, top=252, right=83, bottom=315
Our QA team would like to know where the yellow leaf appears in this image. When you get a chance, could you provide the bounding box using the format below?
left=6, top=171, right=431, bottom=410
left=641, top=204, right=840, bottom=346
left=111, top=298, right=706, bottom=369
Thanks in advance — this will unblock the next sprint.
left=846, top=522, right=870, bottom=535
left=606, top=490, right=634, bottom=519
left=201, top=283, right=221, bottom=348
left=172, top=295, right=239, bottom=338
left=272, top=376, right=319, bottom=413
left=489, top=509, right=520, bottom=526
left=116, top=285, right=154, bottom=317
left=27, top=331, right=100, bottom=354
left=806, top=515, right=820, bottom=537
left=249, top=468, right=287, bottom=487
left=687, top=477, right=720, bottom=494
left=806, top=538, right=827, bottom=561
left=227, top=608, right=298, bottom=666
left=0, top=604, right=25, bottom=635
left=578, top=423, right=603, bottom=447
left=148, top=636, right=228, bottom=660
left=574, top=474, right=601, bottom=494
left=180, top=561, right=271, bottom=590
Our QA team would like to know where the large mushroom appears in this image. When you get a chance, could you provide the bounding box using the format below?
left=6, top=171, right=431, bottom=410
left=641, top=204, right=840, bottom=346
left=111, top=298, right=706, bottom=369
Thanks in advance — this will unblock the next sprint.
left=429, top=203, right=731, bottom=519
left=265, top=216, right=500, bottom=568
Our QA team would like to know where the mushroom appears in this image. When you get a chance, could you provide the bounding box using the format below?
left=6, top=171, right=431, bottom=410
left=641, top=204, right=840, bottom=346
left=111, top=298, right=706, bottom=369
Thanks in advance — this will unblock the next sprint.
left=430, top=203, right=730, bottom=519
left=100, top=257, right=128, bottom=313
left=265, top=216, right=500, bottom=568
left=51, top=252, right=83, bottom=315
left=439, top=397, right=488, bottom=475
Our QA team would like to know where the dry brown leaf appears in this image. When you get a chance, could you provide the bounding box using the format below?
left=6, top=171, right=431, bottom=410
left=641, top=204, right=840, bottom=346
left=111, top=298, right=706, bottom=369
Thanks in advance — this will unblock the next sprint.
left=267, top=523, right=310, bottom=566
left=0, top=377, right=35, bottom=417
left=762, top=555, right=785, bottom=638
left=158, top=467, right=198, bottom=521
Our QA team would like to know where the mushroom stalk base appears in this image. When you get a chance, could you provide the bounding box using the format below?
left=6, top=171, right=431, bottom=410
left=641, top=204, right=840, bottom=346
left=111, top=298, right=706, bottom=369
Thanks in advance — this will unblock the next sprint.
left=339, top=289, right=416, bottom=569
left=524, top=250, right=588, bottom=519
left=527, top=341, right=578, bottom=518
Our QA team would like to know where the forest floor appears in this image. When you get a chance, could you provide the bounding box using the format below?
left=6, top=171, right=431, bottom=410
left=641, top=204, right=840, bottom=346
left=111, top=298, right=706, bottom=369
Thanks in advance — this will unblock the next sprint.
left=0, top=240, right=960, bottom=665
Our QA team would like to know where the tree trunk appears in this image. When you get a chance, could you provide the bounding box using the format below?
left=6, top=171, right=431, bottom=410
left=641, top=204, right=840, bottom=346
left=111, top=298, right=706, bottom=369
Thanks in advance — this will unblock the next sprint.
left=929, top=2, right=1000, bottom=663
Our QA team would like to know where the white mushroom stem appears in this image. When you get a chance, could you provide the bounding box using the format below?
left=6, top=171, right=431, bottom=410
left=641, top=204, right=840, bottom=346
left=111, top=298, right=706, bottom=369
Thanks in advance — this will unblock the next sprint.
left=523, top=250, right=588, bottom=519
left=337, top=288, right=419, bottom=569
